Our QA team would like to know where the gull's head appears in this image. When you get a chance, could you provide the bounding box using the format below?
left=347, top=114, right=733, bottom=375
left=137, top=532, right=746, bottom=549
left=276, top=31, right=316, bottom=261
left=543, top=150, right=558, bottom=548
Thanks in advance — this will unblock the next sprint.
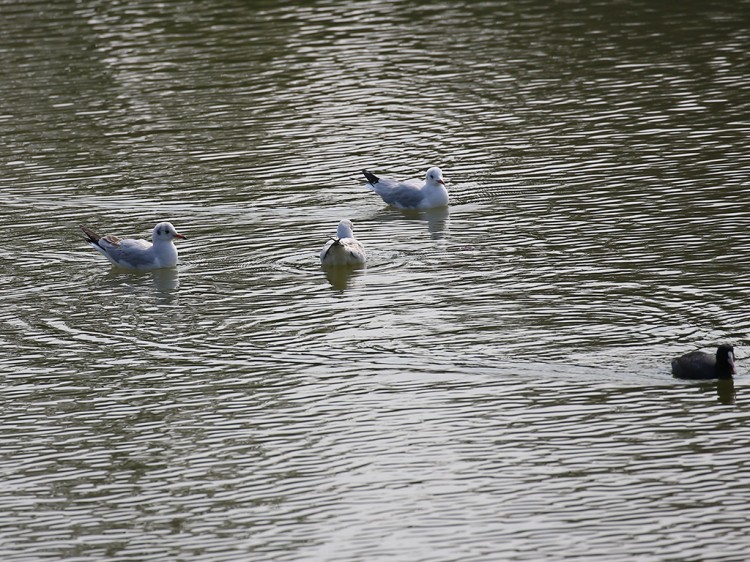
left=153, top=222, right=186, bottom=242
left=425, top=167, right=445, bottom=186
left=336, top=219, right=355, bottom=239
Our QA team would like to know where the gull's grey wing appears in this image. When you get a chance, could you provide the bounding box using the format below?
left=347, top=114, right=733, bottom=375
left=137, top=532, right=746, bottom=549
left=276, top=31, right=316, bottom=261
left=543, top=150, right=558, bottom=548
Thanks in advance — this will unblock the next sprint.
left=366, top=177, right=423, bottom=208
left=320, top=238, right=337, bottom=262
left=101, top=238, right=154, bottom=268
left=378, top=183, right=424, bottom=208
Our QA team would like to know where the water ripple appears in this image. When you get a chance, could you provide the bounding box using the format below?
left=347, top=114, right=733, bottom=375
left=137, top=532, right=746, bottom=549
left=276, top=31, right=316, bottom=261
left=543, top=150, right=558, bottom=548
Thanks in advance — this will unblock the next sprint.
left=2, top=0, right=750, bottom=560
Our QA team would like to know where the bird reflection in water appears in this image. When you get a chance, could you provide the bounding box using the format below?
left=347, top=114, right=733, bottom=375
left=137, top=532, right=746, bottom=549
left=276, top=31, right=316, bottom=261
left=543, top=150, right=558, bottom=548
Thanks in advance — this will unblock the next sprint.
left=370, top=206, right=450, bottom=242
left=323, top=265, right=364, bottom=291
left=716, top=378, right=736, bottom=405
left=151, top=268, right=180, bottom=293
left=103, top=267, right=180, bottom=301
left=423, top=206, right=450, bottom=240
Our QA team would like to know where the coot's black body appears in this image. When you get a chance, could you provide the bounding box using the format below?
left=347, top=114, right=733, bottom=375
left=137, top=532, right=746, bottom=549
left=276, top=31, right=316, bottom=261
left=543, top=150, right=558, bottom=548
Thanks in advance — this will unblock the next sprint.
left=671, top=345, right=736, bottom=380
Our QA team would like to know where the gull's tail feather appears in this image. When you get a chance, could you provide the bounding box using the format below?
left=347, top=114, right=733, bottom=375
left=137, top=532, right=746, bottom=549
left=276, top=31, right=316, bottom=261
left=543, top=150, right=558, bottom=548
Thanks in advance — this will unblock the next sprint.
left=80, top=225, right=102, bottom=246
left=321, top=237, right=341, bottom=261
left=362, top=170, right=380, bottom=185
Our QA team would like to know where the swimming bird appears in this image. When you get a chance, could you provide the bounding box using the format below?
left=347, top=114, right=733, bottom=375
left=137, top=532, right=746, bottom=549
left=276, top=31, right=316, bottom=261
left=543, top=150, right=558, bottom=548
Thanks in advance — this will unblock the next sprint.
left=671, top=344, right=736, bottom=380
left=80, top=222, right=186, bottom=270
left=362, top=167, right=448, bottom=209
left=320, top=219, right=366, bottom=267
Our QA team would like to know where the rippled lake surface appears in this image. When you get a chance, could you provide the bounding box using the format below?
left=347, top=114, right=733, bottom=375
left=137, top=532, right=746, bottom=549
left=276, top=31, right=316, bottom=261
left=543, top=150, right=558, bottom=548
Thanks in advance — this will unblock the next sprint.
left=2, top=0, right=750, bottom=560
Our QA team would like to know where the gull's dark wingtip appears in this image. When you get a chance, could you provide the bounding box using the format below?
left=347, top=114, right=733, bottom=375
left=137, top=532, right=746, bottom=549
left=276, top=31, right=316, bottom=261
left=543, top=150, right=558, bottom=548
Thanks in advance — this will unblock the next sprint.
left=362, top=169, right=380, bottom=185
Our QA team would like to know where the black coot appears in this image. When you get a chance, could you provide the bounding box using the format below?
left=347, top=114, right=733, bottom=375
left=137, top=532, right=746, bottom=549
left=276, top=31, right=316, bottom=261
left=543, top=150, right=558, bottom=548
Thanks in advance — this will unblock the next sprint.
left=671, top=344, right=736, bottom=380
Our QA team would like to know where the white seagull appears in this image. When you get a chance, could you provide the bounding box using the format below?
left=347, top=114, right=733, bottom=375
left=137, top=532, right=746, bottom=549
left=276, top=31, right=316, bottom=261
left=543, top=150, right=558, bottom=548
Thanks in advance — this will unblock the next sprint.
left=362, top=166, right=448, bottom=209
left=80, top=222, right=186, bottom=270
left=320, top=219, right=366, bottom=267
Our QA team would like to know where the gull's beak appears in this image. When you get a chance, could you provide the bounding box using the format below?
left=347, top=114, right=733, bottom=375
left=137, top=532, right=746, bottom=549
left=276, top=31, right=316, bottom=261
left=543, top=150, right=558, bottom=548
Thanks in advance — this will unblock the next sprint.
left=175, top=233, right=187, bottom=240
left=438, top=179, right=446, bottom=185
